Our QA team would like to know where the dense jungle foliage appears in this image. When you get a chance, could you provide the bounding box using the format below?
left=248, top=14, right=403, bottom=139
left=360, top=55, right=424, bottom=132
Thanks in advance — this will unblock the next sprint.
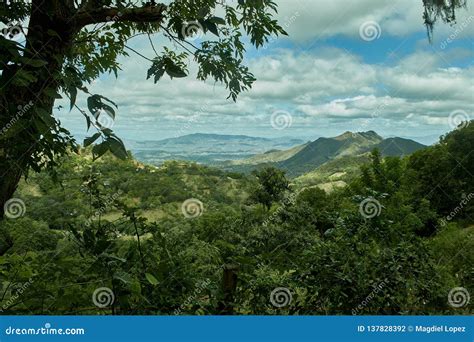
left=0, top=122, right=472, bottom=315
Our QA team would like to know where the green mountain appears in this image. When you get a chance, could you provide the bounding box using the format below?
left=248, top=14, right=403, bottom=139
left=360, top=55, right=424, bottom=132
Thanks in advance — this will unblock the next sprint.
left=279, top=131, right=383, bottom=176
left=372, top=137, right=426, bottom=156
left=221, top=131, right=426, bottom=179
left=293, top=154, right=371, bottom=190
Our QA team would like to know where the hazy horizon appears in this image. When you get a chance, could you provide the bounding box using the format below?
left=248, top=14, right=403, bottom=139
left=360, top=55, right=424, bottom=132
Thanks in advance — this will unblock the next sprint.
left=72, top=128, right=445, bottom=147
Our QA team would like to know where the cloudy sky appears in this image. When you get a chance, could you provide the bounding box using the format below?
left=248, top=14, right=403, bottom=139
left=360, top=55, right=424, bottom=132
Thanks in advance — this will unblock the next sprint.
left=56, top=0, right=474, bottom=145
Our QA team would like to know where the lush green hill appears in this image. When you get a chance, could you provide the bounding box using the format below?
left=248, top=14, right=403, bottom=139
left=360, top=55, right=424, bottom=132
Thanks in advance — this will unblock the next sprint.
left=372, top=137, right=427, bottom=156
left=222, top=131, right=426, bottom=179
left=279, top=131, right=383, bottom=176
left=11, top=149, right=253, bottom=229
left=293, top=154, right=371, bottom=189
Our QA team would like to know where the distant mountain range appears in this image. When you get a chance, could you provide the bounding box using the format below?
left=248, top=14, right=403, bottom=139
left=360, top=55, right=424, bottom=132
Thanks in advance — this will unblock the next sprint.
left=129, top=133, right=306, bottom=165
left=125, top=131, right=426, bottom=182
left=218, top=131, right=426, bottom=177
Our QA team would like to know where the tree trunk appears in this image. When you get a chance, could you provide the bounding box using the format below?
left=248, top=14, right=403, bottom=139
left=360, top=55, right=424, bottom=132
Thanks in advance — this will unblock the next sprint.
left=0, top=1, right=76, bottom=218
left=218, top=264, right=239, bottom=314
left=0, top=2, right=166, bottom=218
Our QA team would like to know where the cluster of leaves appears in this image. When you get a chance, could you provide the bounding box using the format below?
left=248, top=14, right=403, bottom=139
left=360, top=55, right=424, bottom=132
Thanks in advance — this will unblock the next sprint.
left=423, top=0, right=467, bottom=39
left=0, top=0, right=287, bottom=192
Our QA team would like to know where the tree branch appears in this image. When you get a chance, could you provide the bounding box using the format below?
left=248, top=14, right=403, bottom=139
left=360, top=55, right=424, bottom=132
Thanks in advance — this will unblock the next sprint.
left=74, top=4, right=167, bottom=28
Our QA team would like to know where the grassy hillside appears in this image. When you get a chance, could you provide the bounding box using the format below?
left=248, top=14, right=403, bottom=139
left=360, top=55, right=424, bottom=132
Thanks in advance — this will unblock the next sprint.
left=225, top=143, right=309, bottom=165
left=279, top=132, right=381, bottom=176
left=222, top=131, right=426, bottom=180
left=293, top=154, right=371, bottom=188
left=372, top=137, right=427, bottom=156
left=12, top=149, right=253, bottom=229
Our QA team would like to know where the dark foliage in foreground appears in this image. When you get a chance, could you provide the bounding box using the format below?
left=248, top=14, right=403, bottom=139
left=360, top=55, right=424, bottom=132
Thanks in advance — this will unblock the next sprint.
left=0, top=123, right=472, bottom=315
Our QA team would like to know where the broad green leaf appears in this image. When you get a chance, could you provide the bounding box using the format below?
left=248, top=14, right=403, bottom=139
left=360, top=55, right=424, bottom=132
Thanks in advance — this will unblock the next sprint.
left=24, top=59, right=48, bottom=68
left=165, top=64, right=187, bottom=78
left=209, top=16, right=226, bottom=25
left=145, top=273, right=159, bottom=286
left=92, top=141, right=109, bottom=159
left=36, top=108, right=55, bottom=126
left=69, top=86, right=77, bottom=111
left=108, top=137, right=128, bottom=160
left=83, top=133, right=101, bottom=147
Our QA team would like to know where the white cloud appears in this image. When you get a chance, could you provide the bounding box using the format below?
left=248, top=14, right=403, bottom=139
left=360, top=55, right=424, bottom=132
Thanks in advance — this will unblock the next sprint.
left=54, top=1, right=474, bottom=142
left=275, top=0, right=474, bottom=43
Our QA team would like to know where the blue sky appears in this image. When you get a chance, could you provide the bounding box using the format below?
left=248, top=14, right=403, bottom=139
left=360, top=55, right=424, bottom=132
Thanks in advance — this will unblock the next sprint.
left=55, top=0, right=474, bottom=145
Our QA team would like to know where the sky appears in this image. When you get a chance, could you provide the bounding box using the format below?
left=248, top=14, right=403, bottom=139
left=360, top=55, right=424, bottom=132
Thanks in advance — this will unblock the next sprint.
left=55, top=0, right=474, bottom=145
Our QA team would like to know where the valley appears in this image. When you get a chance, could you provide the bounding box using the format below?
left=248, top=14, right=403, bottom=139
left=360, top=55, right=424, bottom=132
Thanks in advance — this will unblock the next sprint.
left=129, top=130, right=427, bottom=190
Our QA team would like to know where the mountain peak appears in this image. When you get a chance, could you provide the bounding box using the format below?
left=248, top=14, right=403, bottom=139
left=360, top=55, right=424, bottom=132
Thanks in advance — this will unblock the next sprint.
left=334, top=130, right=383, bottom=141
left=334, top=131, right=354, bottom=140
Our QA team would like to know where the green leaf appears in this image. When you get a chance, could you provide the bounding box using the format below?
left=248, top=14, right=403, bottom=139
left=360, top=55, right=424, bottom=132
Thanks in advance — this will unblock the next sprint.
left=92, top=141, right=109, bottom=159
left=87, top=95, right=101, bottom=115
left=36, top=108, right=55, bottom=126
left=83, top=113, right=92, bottom=131
left=24, top=59, right=48, bottom=68
left=98, top=95, right=118, bottom=108
left=209, top=16, right=226, bottom=25
left=108, top=137, right=128, bottom=160
left=165, top=64, right=187, bottom=78
left=46, top=29, right=61, bottom=38
left=69, top=86, right=77, bottom=111
left=204, top=20, right=219, bottom=36
left=43, top=87, right=62, bottom=99
left=145, top=273, right=159, bottom=286
left=11, top=69, right=37, bottom=86
left=83, top=133, right=101, bottom=147
left=198, top=6, right=209, bottom=18
left=153, top=69, right=165, bottom=83
left=100, top=104, right=116, bottom=119
left=103, top=253, right=126, bottom=263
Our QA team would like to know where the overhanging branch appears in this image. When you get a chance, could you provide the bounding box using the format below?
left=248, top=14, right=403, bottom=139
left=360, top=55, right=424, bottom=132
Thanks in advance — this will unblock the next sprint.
left=73, top=4, right=167, bottom=28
